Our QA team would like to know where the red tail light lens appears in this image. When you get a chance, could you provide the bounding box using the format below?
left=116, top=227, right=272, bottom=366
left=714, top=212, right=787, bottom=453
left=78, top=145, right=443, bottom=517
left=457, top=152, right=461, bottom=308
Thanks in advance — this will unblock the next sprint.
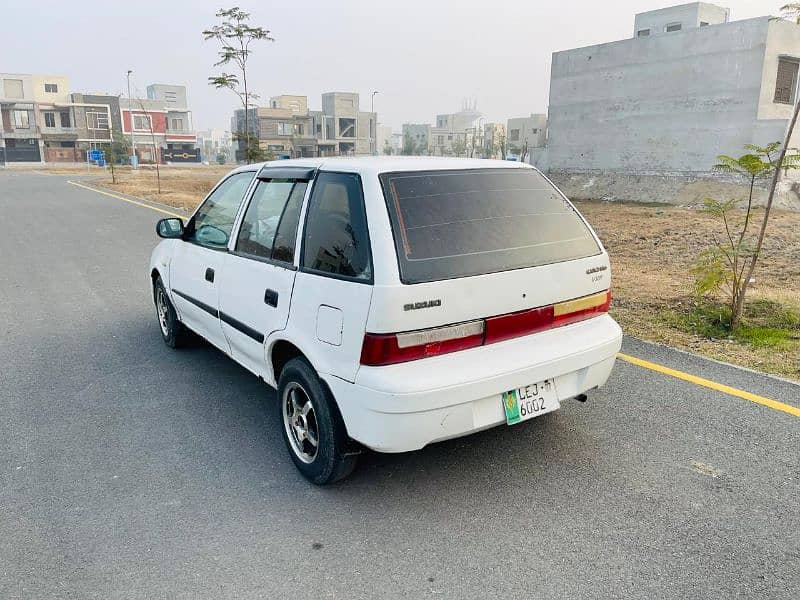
left=360, top=321, right=485, bottom=366
left=360, top=290, right=611, bottom=366
left=484, top=305, right=554, bottom=345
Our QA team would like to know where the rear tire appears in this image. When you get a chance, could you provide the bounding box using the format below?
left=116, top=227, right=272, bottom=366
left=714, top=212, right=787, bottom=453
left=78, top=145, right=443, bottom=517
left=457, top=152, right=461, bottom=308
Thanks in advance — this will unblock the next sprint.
left=154, top=276, right=186, bottom=348
left=278, top=357, right=357, bottom=484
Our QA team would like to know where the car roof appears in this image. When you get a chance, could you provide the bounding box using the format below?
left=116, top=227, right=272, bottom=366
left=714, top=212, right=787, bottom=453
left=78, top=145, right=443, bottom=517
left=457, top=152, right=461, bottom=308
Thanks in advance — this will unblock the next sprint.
left=230, top=156, right=534, bottom=178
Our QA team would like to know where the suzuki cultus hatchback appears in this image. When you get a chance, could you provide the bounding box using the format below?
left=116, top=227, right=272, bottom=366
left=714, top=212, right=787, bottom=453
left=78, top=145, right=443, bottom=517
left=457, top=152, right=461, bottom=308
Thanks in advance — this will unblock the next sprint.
left=150, top=158, right=622, bottom=484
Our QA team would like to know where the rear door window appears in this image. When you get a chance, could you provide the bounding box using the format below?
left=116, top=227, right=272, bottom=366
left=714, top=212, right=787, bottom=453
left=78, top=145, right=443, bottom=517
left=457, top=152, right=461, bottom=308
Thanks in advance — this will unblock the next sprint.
left=379, top=168, right=600, bottom=283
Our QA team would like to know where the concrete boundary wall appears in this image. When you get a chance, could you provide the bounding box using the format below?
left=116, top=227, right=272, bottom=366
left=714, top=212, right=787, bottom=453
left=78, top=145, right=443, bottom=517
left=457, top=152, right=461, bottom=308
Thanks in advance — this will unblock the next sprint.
left=548, top=169, right=800, bottom=210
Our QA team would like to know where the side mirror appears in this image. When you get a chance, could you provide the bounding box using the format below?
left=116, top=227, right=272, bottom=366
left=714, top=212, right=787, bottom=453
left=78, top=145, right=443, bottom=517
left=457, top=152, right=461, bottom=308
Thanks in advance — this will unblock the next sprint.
left=156, top=218, right=184, bottom=239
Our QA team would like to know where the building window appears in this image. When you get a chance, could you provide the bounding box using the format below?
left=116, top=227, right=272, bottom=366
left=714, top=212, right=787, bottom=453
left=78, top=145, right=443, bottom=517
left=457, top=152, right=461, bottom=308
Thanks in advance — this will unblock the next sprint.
left=133, top=114, right=151, bottom=131
left=60, top=111, right=71, bottom=128
left=296, top=123, right=304, bottom=136
left=338, top=118, right=356, bottom=138
left=637, top=29, right=650, bottom=37
left=700, top=21, right=709, bottom=27
left=532, top=128, right=539, bottom=134
left=774, top=58, right=800, bottom=105
left=4, top=78, right=24, bottom=99
left=665, top=23, right=682, bottom=32
left=171, top=117, right=184, bottom=131
left=87, top=111, right=109, bottom=130
left=510, top=129, right=520, bottom=142
left=44, top=83, right=58, bottom=93
left=277, top=122, right=292, bottom=136
left=44, top=112, right=56, bottom=128
left=13, top=110, right=29, bottom=128
left=437, top=135, right=444, bottom=144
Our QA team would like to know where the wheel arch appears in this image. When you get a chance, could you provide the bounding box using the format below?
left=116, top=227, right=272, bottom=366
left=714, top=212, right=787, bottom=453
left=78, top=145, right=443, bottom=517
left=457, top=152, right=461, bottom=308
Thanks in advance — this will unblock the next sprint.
left=269, top=338, right=308, bottom=387
left=150, top=268, right=162, bottom=302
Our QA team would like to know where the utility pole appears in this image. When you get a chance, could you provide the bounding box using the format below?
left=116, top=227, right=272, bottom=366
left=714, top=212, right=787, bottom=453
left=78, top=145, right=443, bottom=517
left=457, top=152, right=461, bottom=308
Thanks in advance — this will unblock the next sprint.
left=371, top=91, right=379, bottom=155
left=126, top=70, right=137, bottom=168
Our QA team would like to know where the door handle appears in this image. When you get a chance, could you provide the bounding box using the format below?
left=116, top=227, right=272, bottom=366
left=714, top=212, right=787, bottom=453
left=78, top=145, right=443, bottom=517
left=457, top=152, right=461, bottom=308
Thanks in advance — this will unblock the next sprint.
left=264, top=289, right=279, bottom=307
left=205, top=267, right=215, bottom=283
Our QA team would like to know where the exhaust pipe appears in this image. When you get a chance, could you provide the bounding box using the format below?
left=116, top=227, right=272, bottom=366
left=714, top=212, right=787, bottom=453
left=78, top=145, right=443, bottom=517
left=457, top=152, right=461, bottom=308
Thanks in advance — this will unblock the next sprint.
left=574, top=394, right=588, bottom=403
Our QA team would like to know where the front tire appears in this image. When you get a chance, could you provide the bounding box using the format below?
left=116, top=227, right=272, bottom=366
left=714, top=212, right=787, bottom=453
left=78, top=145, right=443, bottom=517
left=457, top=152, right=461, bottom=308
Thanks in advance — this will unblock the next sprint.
left=154, top=276, right=186, bottom=348
left=278, top=358, right=357, bottom=484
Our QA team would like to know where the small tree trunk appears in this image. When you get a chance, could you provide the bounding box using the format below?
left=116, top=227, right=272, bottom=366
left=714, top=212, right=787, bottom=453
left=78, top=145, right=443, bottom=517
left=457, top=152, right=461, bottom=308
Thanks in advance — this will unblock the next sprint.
left=242, top=58, right=250, bottom=164
left=731, top=94, right=800, bottom=328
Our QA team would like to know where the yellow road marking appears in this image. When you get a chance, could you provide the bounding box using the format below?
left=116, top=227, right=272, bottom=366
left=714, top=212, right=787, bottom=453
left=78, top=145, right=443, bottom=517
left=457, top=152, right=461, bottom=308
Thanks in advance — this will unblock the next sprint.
left=67, top=180, right=184, bottom=219
left=617, top=352, right=800, bottom=418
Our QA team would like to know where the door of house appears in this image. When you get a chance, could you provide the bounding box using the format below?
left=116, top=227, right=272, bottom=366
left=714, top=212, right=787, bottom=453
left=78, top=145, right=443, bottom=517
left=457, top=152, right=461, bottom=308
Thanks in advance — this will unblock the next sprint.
left=5, top=139, right=40, bottom=162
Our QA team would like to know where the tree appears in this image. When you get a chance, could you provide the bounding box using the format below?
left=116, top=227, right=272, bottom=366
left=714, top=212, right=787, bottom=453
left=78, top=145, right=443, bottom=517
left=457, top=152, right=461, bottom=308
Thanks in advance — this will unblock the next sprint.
left=469, top=128, right=478, bottom=158
left=99, top=127, right=129, bottom=183
left=236, top=131, right=268, bottom=162
left=135, top=98, right=162, bottom=194
left=451, top=135, right=466, bottom=157
left=692, top=143, right=800, bottom=328
left=216, top=151, right=228, bottom=165
left=483, top=138, right=497, bottom=159
left=780, top=3, right=800, bottom=23
left=383, top=140, right=394, bottom=155
left=497, top=134, right=507, bottom=160
left=204, top=7, right=274, bottom=163
left=401, top=134, right=417, bottom=156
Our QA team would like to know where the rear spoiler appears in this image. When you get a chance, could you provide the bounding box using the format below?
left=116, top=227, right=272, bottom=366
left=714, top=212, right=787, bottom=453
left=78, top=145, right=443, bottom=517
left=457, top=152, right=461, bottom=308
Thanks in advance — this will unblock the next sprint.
left=256, top=166, right=317, bottom=181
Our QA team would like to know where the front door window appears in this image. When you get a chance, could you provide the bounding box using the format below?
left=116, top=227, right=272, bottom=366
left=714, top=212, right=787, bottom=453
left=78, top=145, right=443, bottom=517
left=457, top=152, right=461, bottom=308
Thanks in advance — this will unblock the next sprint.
left=186, top=172, right=254, bottom=249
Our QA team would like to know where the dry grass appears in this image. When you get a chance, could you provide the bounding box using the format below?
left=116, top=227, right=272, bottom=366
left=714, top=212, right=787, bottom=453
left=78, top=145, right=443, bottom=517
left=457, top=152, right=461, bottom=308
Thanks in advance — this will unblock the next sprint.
left=574, top=200, right=800, bottom=379
left=89, top=169, right=800, bottom=379
left=94, top=165, right=230, bottom=212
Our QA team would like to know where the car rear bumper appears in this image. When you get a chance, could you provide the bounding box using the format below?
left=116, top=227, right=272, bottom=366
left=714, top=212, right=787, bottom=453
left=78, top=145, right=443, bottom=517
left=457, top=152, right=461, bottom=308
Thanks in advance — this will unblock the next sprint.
left=322, top=314, right=623, bottom=453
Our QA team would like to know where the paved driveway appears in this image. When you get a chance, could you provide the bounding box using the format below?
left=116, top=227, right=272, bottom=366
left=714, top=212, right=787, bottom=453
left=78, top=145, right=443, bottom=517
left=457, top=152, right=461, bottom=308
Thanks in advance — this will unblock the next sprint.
left=1, top=171, right=798, bottom=599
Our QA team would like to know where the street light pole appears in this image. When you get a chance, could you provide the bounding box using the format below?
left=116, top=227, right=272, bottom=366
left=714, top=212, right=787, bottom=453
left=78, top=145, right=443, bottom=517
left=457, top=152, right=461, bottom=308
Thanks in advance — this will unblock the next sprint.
left=371, top=91, right=379, bottom=155
left=477, top=117, right=486, bottom=158
left=126, top=70, right=137, bottom=168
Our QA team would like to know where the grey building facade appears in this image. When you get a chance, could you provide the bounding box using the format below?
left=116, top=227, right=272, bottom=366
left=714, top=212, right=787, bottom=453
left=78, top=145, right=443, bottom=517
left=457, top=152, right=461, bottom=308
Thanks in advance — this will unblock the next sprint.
left=70, top=93, right=122, bottom=157
left=545, top=3, right=800, bottom=207
left=0, top=73, right=41, bottom=163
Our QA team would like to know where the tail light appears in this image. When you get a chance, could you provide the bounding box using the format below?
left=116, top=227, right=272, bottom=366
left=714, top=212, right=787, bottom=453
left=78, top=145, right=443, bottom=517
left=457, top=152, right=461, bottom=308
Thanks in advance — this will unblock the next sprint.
left=360, top=290, right=611, bottom=366
left=360, top=321, right=484, bottom=366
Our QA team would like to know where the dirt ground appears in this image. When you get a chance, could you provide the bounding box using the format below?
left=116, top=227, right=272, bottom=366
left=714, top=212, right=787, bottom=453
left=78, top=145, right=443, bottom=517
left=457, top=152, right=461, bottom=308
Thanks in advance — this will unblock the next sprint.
left=92, top=165, right=231, bottom=212
left=574, top=200, right=800, bottom=379
left=86, top=166, right=800, bottom=379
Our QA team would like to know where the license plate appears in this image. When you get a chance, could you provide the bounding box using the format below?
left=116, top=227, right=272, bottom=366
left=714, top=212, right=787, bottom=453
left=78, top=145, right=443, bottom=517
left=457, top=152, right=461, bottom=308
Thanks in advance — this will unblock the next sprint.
left=502, top=379, right=560, bottom=425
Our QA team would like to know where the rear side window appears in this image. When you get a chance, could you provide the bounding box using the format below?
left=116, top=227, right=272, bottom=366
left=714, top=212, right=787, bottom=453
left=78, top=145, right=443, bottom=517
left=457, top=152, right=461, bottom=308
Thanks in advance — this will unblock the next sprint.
left=379, top=168, right=600, bottom=283
left=302, top=172, right=372, bottom=282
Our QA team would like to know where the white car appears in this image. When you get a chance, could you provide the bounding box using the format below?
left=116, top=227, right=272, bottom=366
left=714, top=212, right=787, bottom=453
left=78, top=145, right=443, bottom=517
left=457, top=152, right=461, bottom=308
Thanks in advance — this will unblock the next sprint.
left=150, top=158, right=622, bottom=484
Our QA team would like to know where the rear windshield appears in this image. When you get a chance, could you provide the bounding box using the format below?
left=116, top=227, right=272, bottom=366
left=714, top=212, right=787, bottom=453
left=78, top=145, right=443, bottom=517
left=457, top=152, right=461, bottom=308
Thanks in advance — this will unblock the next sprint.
left=379, top=168, right=601, bottom=283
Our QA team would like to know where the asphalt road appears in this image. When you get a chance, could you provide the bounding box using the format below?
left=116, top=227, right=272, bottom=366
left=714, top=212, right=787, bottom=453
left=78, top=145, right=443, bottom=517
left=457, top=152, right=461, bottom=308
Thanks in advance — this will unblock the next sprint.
left=1, top=170, right=798, bottom=600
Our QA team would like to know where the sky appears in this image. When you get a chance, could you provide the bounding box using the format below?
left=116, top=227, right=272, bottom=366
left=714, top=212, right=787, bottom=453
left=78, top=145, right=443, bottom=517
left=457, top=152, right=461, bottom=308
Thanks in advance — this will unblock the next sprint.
left=0, top=0, right=788, bottom=132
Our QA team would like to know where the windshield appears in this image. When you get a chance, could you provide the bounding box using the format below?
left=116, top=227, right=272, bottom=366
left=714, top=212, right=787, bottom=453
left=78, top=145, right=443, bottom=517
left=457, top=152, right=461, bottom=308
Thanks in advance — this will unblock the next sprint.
left=379, top=168, right=601, bottom=283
